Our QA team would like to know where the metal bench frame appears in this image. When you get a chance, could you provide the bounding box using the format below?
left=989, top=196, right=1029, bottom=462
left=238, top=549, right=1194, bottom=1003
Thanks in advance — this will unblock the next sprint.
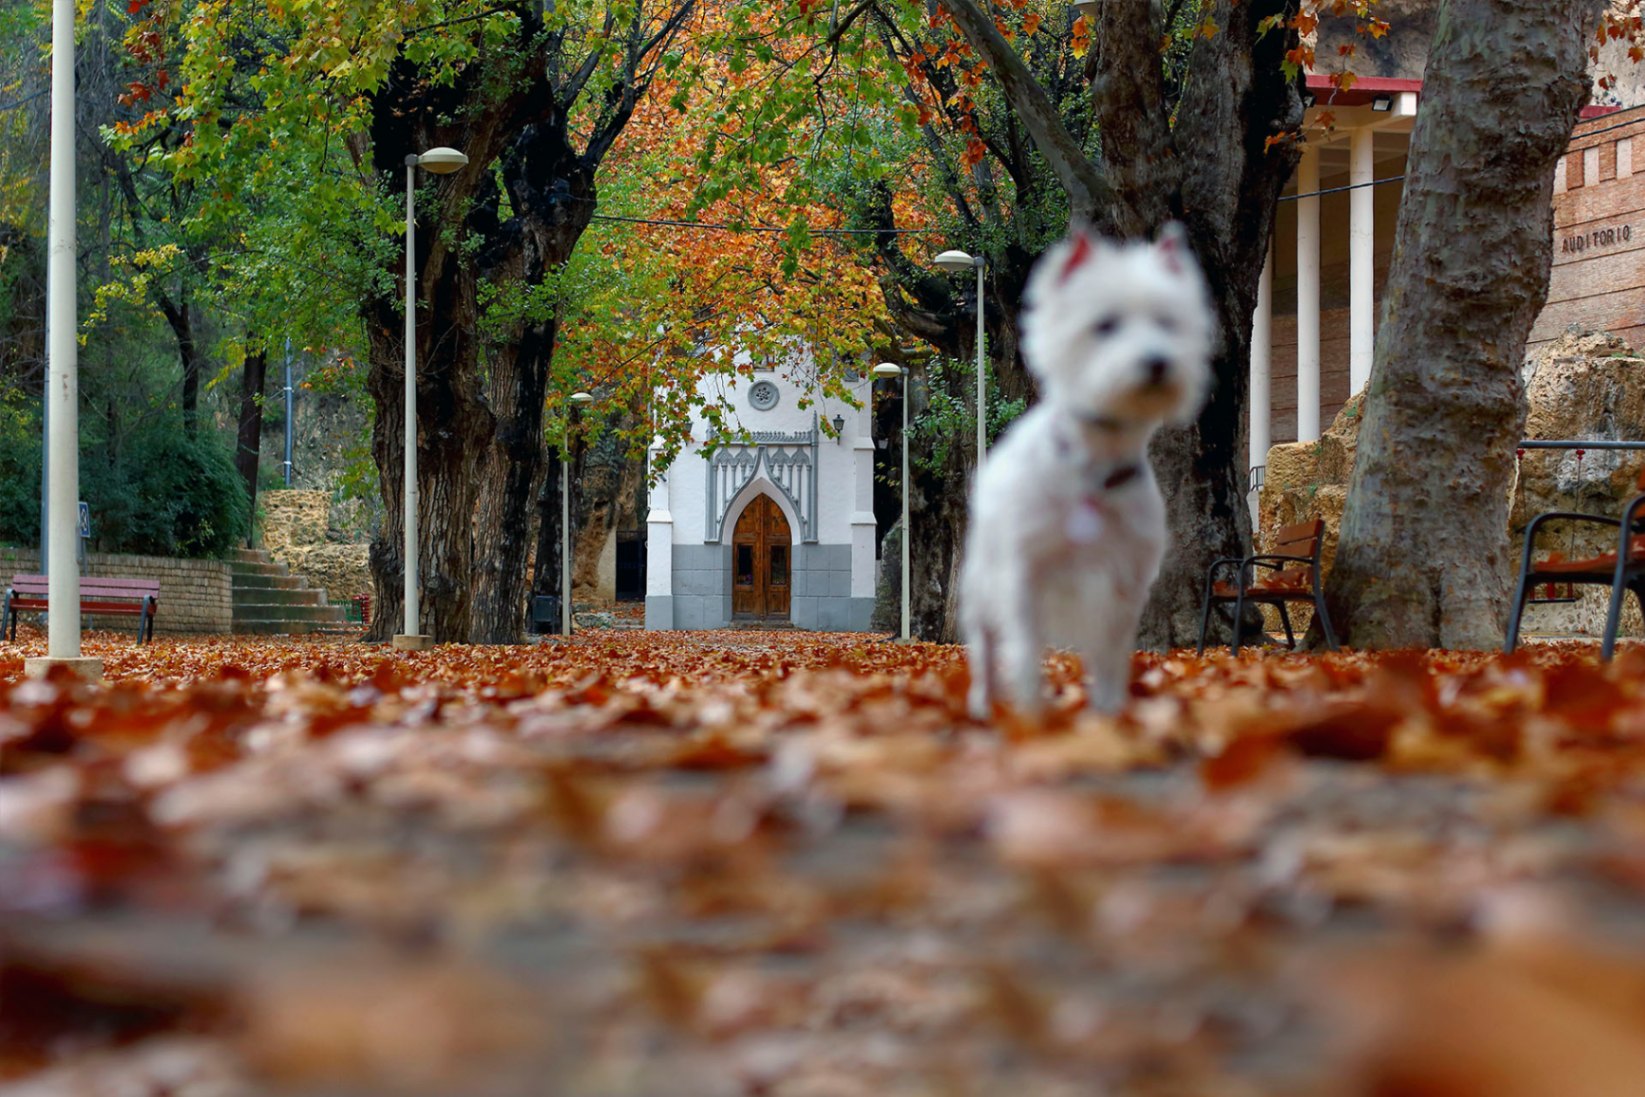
left=1196, top=517, right=1339, bottom=655
left=1504, top=492, right=1645, bottom=661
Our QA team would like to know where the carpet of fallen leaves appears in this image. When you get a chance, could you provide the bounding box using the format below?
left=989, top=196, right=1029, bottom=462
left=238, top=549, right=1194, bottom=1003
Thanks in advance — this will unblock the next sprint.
left=4, top=628, right=1645, bottom=1097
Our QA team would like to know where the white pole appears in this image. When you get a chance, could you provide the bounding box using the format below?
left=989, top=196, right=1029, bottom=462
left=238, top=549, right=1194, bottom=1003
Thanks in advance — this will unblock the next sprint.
left=1348, top=125, right=1375, bottom=395
left=974, top=259, right=986, bottom=468
left=900, top=375, right=910, bottom=642
left=402, top=161, right=420, bottom=640
left=283, top=338, right=294, bottom=487
left=561, top=455, right=571, bottom=635
left=1295, top=145, right=1322, bottom=443
left=45, top=0, right=80, bottom=661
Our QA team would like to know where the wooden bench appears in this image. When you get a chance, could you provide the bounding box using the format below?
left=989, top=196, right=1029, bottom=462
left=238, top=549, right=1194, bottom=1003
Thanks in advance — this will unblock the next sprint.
left=3, top=575, right=160, bottom=643
left=1196, top=517, right=1339, bottom=655
left=1505, top=469, right=1645, bottom=661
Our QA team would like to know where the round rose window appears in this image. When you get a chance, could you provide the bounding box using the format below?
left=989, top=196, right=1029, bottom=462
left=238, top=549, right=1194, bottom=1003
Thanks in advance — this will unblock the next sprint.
left=749, top=380, right=780, bottom=411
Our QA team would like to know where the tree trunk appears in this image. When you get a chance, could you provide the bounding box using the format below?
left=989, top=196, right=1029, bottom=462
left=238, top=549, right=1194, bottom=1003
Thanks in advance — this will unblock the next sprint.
left=1100, top=0, right=1303, bottom=648
left=932, top=0, right=1303, bottom=648
left=160, top=292, right=201, bottom=432
left=359, top=5, right=683, bottom=644
left=1324, top=0, right=1599, bottom=650
left=234, top=349, right=268, bottom=543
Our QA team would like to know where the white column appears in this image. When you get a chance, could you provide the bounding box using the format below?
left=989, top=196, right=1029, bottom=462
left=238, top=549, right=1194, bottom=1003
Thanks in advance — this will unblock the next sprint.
left=1349, top=126, right=1375, bottom=395
left=644, top=438, right=675, bottom=630
left=40, top=0, right=87, bottom=671
left=1295, top=145, right=1322, bottom=443
left=1249, top=242, right=1273, bottom=526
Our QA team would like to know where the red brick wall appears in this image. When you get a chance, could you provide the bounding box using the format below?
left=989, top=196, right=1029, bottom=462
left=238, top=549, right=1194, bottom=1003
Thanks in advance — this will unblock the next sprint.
left=1530, top=105, right=1645, bottom=352
left=1264, top=106, right=1645, bottom=448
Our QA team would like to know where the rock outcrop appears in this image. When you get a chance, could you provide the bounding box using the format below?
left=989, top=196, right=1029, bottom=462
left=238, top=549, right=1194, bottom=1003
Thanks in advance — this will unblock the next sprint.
left=1259, top=330, right=1645, bottom=640
left=259, top=490, right=373, bottom=605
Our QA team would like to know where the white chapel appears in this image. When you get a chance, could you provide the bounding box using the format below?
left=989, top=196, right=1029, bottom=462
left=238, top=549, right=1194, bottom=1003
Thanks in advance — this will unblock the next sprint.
left=644, top=351, right=879, bottom=631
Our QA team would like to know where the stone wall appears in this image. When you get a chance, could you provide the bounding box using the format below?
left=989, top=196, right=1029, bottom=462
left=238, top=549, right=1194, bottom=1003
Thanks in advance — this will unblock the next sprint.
left=260, top=490, right=372, bottom=604
left=1260, top=330, right=1645, bottom=640
left=0, top=548, right=233, bottom=635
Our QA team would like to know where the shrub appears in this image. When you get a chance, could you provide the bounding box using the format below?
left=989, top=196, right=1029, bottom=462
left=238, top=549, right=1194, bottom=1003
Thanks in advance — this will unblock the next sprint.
left=85, top=425, right=250, bottom=558
left=0, top=396, right=41, bottom=546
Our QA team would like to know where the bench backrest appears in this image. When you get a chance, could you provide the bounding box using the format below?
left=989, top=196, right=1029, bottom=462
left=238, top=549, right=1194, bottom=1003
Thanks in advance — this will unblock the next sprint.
left=9, top=574, right=160, bottom=600
left=1268, top=519, right=1325, bottom=566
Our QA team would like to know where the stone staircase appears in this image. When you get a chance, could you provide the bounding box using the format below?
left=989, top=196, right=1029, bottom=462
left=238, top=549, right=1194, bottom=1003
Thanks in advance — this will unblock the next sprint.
left=229, top=548, right=351, bottom=636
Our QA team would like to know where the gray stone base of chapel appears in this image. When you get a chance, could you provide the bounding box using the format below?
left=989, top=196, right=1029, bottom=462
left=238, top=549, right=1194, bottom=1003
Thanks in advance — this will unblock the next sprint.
left=646, top=543, right=878, bottom=631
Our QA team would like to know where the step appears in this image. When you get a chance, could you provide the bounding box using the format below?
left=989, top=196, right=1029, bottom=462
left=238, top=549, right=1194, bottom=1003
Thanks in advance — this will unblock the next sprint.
left=231, top=573, right=310, bottom=593
left=233, top=619, right=333, bottom=636
left=231, top=603, right=348, bottom=625
left=229, top=561, right=291, bottom=578
left=232, top=586, right=326, bottom=608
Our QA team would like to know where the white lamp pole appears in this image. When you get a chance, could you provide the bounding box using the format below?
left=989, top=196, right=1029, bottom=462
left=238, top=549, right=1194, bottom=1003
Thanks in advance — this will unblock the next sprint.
left=872, top=364, right=910, bottom=641
left=561, top=392, right=595, bottom=636
left=26, top=0, right=100, bottom=679
left=392, top=146, right=467, bottom=652
left=934, top=249, right=986, bottom=469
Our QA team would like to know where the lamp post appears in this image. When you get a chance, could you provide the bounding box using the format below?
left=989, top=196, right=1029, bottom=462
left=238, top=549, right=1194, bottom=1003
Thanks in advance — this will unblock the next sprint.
left=561, top=391, right=595, bottom=636
left=25, top=0, right=99, bottom=680
left=871, top=363, right=910, bottom=642
left=392, top=146, right=468, bottom=652
left=934, top=249, right=986, bottom=469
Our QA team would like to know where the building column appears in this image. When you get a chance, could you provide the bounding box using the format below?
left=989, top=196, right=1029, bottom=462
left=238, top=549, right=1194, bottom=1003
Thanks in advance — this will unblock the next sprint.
left=1349, top=125, right=1375, bottom=395
left=1295, top=144, right=1322, bottom=443
left=643, top=437, right=675, bottom=630
left=1249, top=240, right=1273, bottom=526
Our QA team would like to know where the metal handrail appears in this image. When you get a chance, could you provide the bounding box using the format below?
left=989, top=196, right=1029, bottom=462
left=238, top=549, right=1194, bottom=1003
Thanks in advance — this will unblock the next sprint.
left=1518, top=440, right=1645, bottom=451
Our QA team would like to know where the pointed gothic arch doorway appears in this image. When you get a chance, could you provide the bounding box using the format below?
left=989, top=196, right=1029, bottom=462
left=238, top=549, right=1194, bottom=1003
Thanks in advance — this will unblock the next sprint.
left=732, top=495, right=791, bottom=621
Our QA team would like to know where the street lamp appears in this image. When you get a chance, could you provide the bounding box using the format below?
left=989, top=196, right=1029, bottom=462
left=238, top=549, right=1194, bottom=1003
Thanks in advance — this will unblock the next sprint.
left=933, top=248, right=986, bottom=469
left=392, top=146, right=468, bottom=652
left=872, top=363, right=910, bottom=642
left=561, top=391, right=595, bottom=636
left=25, top=0, right=99, bottom=679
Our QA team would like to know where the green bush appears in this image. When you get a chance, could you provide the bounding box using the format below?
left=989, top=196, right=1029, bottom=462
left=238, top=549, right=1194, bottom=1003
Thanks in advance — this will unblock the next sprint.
left=85, top=425, right=250, bottom=558
left=0, top=396, right=41, bottom=546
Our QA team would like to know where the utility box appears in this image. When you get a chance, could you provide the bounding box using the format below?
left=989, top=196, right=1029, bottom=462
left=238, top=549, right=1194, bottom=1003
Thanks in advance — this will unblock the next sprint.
left=529, top=595, right=561, bottom=635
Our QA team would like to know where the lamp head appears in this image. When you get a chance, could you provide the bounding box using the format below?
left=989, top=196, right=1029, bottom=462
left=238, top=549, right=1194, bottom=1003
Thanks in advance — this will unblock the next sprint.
left=933, top=249, right=979, bottom=272
left=416, top=147, right=469, bottom=174
left=871, top=363, right=903, bottom=379
left=569, top=391, right=595, bottom=406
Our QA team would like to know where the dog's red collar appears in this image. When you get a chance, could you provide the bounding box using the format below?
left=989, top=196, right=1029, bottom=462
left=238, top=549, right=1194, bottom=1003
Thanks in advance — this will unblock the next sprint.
left=1101, top=463, right=1141, bottom=491
left=1052, top=421, right=1144, bottom=494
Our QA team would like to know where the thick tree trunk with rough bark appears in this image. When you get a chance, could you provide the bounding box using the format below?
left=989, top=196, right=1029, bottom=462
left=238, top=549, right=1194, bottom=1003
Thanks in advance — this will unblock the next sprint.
left=941, top=0, right=1303, bottom=648
left=234, top=349, right=268, bottom=543
left=361, top=6, right=689, bottom=644
left=1325, top=0, right=1599, bottom=650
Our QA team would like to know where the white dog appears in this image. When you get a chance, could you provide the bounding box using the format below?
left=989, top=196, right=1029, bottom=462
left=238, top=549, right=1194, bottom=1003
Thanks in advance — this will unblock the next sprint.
left=960, top=223, right=1214, bottom=717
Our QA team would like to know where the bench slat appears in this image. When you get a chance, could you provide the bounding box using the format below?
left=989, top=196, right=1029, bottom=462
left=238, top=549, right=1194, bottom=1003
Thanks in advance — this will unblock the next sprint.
left=10, top=574, right=159, bottom=597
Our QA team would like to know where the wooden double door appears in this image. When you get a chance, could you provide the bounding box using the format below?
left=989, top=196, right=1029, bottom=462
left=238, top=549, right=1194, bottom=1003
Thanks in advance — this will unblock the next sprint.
left=732, top=495, right=791, bottom=620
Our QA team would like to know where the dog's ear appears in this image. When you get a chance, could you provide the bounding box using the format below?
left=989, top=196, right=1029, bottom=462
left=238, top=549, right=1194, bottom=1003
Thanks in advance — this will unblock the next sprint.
left=1056, top=223, right=1102, bottom=284
left=1155, top=221, right=1192, bottom=275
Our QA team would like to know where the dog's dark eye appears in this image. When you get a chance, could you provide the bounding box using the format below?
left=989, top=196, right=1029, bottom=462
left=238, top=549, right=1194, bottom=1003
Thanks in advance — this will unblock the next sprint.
left=1093, top=316, right=1120, bottom=337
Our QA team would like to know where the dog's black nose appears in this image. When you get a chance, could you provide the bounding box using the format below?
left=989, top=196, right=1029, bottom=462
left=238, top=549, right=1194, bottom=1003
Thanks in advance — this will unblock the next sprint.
left=1143, top=357, right=1170, bottom=385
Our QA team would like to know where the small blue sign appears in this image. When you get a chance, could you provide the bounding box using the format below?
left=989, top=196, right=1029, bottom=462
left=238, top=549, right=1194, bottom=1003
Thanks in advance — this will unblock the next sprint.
left=78, top=501, right=90, bottom=539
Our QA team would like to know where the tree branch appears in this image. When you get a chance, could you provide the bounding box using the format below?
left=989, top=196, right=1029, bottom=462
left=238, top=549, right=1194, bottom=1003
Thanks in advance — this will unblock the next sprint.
left=937, top=0, right=1113, bottom=226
